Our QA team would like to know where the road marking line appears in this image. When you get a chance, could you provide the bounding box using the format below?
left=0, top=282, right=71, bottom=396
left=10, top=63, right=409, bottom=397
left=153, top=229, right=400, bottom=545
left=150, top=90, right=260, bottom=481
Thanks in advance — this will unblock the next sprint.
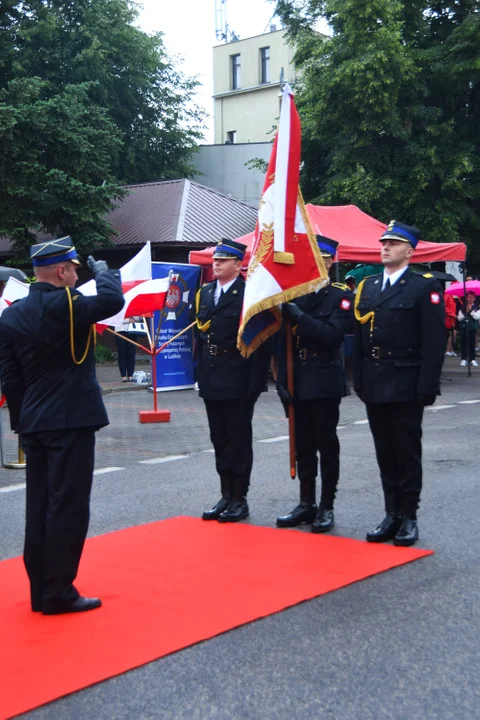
left=258, top=436, right=289, bottom=443
left=94, top=467, right=124, bottom=475
left=337, top=426, right=345, bottom=429
left=0, top=483, right=26, bottom=493
left=139, top=455, right=188, bottom=465
left=201, top=449, right=215, bottom=453
left=354, top=420, right=369, bottom=425
left=429, top=405, right=455, bottom=411
left=458, top=400, right=480, bottom=404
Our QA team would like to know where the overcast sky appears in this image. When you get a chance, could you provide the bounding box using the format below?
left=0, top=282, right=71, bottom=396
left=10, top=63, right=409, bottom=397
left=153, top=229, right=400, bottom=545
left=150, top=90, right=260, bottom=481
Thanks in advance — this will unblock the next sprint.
left=137, top=0, right=280, bottom=142
left=137, top=1, right=329, bottom=143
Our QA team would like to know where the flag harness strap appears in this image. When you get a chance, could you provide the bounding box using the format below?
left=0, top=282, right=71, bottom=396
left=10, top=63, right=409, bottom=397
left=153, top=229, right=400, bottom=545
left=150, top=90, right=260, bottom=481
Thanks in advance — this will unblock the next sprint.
left=65, top=287, right=96, bottom=365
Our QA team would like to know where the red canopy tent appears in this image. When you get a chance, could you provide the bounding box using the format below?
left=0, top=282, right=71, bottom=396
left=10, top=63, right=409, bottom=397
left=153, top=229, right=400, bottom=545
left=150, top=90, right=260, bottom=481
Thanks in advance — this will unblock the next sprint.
left=188, top=205, right=467, bottom=270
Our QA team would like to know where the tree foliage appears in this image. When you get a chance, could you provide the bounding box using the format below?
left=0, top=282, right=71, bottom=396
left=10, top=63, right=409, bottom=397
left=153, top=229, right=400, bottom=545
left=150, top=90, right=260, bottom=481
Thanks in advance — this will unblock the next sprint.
left=272, top=0, right=480, bottom=269
left=0, top=0, right=206, bottom=259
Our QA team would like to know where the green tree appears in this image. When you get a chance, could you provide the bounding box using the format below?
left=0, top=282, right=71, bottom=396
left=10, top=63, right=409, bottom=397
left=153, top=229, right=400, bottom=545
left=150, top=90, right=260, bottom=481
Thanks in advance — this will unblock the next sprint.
left=0, top=0, right=205, bottom=258
left=0, top=78, right=124, bottom=259
left=12, top=0, right=205, bottom=184
left=272, top=0, right=480, bottom=267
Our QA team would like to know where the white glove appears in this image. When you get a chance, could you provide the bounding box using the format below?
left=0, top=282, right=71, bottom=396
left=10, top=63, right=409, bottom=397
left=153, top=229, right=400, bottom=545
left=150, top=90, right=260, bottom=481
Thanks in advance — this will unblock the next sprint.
left=458, top=310, right=465, bottom=321
left=470, top=309, right=480, bottom=321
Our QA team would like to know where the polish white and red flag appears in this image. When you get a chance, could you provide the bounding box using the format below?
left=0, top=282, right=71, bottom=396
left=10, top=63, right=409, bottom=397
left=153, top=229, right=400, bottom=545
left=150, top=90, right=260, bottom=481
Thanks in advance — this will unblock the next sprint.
left=237, top=84, right=328, bottom=357
left=0, top=243, right=170, bottom=324
left=79, top=242, right=170, bottom=330
left=0, top=276, right=30, bottom=315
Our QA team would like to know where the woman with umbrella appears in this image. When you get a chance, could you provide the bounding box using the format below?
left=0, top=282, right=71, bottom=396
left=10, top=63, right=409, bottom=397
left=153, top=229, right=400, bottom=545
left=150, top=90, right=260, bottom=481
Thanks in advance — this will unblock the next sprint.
left=448, top=282, right=480, bottom=366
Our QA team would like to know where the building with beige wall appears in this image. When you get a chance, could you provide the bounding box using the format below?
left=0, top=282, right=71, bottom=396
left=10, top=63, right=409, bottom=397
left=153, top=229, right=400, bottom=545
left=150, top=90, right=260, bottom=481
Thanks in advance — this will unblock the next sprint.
left=213, top=28, right=298, bottom=144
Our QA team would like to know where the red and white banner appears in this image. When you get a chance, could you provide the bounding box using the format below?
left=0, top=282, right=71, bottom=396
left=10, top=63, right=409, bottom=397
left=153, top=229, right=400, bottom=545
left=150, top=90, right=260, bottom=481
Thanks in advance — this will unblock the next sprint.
left=237, top=84, right=328, bottom=357
left=0, top=277, right=30, bottom=315
left=0, top=243, right=169, bottom=327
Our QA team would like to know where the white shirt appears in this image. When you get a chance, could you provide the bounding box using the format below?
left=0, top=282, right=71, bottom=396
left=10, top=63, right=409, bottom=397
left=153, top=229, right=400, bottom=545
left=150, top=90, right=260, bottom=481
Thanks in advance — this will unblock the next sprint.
left=214, top=278, right=237, bottom=304
left=382, top=265, right=408, bottom=291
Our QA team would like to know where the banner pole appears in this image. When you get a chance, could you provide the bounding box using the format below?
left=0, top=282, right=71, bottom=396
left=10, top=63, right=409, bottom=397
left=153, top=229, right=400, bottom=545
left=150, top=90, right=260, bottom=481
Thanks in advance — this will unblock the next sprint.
left=285, top=319, right=296, bottom=479
left=104, top=328, right=151, bottom=354
left=157, top=321, right=196, bottom=353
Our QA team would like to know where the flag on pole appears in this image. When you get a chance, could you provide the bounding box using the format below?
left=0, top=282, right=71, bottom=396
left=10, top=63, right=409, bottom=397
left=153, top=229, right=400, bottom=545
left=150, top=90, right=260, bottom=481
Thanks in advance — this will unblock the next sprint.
left=0, top=277, right=30, bottom=315
left=237, top=84, right=328, bottom=358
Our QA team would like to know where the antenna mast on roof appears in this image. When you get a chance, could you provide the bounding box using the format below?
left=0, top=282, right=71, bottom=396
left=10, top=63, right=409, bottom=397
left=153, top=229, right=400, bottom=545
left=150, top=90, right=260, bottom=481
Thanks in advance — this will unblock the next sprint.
left=215, top=0, right=238, bottom=42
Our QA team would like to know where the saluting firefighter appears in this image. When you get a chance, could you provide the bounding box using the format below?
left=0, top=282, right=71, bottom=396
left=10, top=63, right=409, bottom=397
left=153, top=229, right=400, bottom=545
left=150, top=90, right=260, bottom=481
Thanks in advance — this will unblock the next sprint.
left=353, top=221, right=445, bottom=546
left=276, top=236, right=354, bottom=533
left=195, top=239, right=271, bottom=523
left=0, top=238, right=124, bottom=614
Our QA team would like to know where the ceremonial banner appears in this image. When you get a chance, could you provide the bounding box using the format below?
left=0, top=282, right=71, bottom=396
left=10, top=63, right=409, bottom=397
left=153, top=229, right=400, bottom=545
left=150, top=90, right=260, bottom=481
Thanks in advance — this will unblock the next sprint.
left=237, top=84, right=328, bottom=358
left=151, top=262, right=201, bottom=391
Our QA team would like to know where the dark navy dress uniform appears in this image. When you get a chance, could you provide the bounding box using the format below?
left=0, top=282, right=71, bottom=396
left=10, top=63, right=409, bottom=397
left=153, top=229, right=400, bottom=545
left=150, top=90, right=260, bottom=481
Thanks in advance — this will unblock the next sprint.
left=353, top=221, right=446, bottom=546
left=276, top=236, right=354, bottom=532
left=0, top=238, right=124, bottom=613
left=195, top=240, right=271, bottom=523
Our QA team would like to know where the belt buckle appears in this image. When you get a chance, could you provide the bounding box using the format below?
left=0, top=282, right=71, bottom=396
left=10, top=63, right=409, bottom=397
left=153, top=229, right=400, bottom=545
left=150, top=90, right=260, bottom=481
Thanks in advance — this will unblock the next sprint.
left=372, top=346, right=380, bottom=359
left=299, top=348, right=307, bottom=361
left=209, top=344, right=218, bottom=356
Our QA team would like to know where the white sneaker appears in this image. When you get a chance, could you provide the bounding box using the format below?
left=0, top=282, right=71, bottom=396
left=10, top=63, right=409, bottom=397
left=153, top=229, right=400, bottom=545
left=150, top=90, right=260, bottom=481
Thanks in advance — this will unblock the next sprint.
left=445, top=351, right=452, bottom=356
left=452, top=352, right=457, bottom=356
left=471, top=360, right=478, bottom=367
left=460, top=360, right=467, bottom=367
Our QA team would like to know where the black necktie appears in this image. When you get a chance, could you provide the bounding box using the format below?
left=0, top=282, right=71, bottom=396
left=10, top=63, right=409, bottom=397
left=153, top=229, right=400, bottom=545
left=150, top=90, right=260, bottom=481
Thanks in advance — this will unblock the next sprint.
left=382, top=278, right=391, bottom=293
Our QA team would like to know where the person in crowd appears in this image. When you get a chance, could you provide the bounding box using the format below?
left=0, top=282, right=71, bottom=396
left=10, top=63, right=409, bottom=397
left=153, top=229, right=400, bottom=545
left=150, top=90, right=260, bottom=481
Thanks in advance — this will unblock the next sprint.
left=444, top=291, right=458, bottom=356
left=114, top=317, right=144, bottom=381
left=276, top=237, right=353, bottom=532
left=458, top=291, right=480, bottom=367
left=0, top=237, right=124, bottom=614
left=353, top=221, right=445, bottom=546
left=345, top=276, right=357, bottom=294
left=195, top=239, right=271, bottom=523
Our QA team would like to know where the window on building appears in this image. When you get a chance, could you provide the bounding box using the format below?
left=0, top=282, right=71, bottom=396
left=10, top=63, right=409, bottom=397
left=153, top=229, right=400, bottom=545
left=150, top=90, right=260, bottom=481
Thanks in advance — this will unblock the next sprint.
left=226, top=131, right=236, bottom=144
left=231, top=53, right=241, bottom=90
left=260, top=47, right=270, bottom=84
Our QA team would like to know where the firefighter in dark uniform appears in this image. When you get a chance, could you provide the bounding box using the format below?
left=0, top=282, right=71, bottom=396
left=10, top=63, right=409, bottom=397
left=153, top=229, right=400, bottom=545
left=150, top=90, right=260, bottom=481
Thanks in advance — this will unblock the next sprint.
left=276, top=236, right=354, bottom=532
left=195, top=239, right=271, bottom=523
left=0, top=237, right=124, bottom=614
left=353, top=221, right=446, bottom=546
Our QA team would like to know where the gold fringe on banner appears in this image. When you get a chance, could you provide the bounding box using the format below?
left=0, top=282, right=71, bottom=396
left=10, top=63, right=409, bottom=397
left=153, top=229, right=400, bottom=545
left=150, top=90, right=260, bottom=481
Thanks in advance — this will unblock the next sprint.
left=273, top=251, right=295, bottom=264
left=237, top=193, right=330, bottom=358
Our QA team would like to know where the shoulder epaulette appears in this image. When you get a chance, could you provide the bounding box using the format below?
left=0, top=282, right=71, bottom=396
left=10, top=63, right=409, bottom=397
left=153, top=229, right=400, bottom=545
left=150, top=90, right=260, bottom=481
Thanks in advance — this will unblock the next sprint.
left=332, top=282, right=348, bottom=291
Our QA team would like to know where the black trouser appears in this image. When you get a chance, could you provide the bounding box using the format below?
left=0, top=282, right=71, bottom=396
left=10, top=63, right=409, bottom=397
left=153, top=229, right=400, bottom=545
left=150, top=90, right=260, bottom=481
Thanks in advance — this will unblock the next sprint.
left=366, top=402, right=424, bottom=519
left=21, top=429, right=96, bottom=612
left=204, top=394, right=259, bottom=498
left=460, top=328, right=476, bottom=362
left=295, top=398, right=341, bottom=509
left=115, top=332, right=136, bottom=377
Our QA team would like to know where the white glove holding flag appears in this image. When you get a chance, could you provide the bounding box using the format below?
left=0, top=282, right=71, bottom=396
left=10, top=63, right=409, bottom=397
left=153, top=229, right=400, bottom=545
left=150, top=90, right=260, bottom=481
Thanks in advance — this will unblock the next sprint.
left=457, top=310, right=465, bottom=321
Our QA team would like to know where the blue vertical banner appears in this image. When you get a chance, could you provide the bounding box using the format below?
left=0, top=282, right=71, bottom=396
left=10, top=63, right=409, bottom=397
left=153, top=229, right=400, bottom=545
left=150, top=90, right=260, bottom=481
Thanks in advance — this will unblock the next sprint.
left=151, top=262, right=201, bottom=391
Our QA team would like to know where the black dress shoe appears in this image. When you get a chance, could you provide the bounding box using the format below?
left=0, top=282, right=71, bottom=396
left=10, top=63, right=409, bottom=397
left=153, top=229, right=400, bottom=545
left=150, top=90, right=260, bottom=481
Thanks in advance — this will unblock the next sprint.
left=42, top=597, right=102, bottom=615
left=218, top=499, right=249, bottom=523
left=393, top=518, right=418, bottom=547
left=312, top=508, right=334, bottom=533
left=276, top=503, right=317, bottom=528
left=202, top=497, right=231, bottom=520
left=366, top=514, right=403, bottom=543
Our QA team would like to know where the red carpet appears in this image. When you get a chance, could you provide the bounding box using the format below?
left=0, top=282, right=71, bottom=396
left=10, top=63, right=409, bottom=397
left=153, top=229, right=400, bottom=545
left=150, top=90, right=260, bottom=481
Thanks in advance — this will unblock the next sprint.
left=0, top=516, right=432, bottom=718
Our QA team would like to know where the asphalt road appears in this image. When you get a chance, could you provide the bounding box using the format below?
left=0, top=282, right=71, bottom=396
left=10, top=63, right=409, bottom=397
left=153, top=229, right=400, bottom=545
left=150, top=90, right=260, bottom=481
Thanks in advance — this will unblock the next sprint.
left=1, top=367, right=479, bottom=719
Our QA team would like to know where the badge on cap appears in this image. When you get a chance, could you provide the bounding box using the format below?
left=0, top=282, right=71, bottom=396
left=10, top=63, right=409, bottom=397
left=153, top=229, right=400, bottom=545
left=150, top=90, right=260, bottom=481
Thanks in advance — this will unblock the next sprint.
left=430, top=292, right=440, bottom=304
left=340, top=298, right=351, bottom=310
